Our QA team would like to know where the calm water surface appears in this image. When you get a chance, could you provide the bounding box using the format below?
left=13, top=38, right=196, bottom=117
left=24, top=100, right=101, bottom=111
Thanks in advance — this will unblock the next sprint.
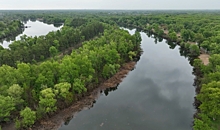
left=1, top=20, right=62, bottom=48
left=59, top=29, right=195, bottom=130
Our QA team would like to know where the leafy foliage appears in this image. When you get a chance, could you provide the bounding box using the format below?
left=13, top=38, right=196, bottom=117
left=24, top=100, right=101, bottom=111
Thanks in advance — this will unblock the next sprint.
left=16, top=107, right=36, bottom=129
left=39, top=88, right=57, bottom=114
left=0, top=95, right=15, bottom=122
left=0, top=20, right=23, bottom=40
left=54, top=82, right=71, bottom=99
left=0, top=19, right=141, bottom=127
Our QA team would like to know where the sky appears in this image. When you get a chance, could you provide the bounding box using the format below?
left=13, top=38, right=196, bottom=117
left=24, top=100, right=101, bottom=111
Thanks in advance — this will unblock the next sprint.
left=0, top=0, right=220, bottom=10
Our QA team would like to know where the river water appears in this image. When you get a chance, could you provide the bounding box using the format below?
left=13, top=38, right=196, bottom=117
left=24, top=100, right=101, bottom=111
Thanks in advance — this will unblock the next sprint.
left=59, top=29, right=196, bottom=130
left=0, top=20, right=63, bottom=48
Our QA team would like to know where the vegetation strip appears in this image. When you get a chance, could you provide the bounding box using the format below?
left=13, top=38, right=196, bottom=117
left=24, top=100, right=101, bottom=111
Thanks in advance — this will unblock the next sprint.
left=0, top=24, right=141, bottom=129
left=31, top=61, right=137, bottom=130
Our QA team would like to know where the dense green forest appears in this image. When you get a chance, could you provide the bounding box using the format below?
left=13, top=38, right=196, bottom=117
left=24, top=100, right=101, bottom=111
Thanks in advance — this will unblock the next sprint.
left=0, top=10, right=220, bottom=129
left=0, top=20, right=104, bottom=67
left=0, top=20, right=23, bottom=40
left=0, top=12, right=141, bottom=129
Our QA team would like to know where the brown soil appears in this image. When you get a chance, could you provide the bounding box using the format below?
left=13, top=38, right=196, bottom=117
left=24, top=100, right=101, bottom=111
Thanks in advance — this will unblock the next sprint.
left=164, top=30, right=169, bottom=35
left=162, top=29, right=180, bottom=37
left=177, top=33, right=181, bottom=37
left=2, top=61, right=136, bottom=130
left=100, top=62, right=136, bottom=89
left=199, top=54, right=210, bottom=65
left=187, top=41, right=196, bottom=44
left=160, top=26, right=209, bottom=66
left=156, top=26, right=210, bottom=66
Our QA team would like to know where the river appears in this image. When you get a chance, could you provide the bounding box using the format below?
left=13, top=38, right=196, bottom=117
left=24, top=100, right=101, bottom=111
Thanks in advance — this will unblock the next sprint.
left=59, top=29, right=196, bottom=130
left=0, top=20, right=63, bottom=48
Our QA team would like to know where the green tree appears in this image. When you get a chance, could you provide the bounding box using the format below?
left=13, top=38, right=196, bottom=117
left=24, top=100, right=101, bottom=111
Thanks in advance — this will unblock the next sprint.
left=189, top=44, right=200, bottom=56
left=181, top=29, right=189, bottom=41
left=17, top=107, right=36, bottom=128
left=38, top=88, right=57, bottom=114
left=0, top=65, right=17, bottom=86
left=0, top=95, right=15, bottom=122
left=7, top=84, right=24, bottom=109
left=194, top=33, right=204, bottom=44
left=73, top=78, right=86, bottom=94
left=197, top=81, right=220, bottom=119
left=193, top=118, right=212, bottom=130
left=16, top=63, right=32, bottom=87
left=208, top=54, right=220, bottom=72
left=59, top=56, right=79, bottom=84
left=49, top=46, right=58, bottom=57
left=54, top=82, right=71, bottom=99
left=53, top=40, right=60, bottom=49
left=168, top=31, right=177, bottom=41
left=200, top=40, right=210, bottom=52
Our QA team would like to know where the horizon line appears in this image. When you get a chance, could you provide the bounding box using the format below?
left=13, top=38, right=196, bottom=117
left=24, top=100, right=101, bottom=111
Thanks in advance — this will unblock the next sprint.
left=0, top=9, right=220, bottom=11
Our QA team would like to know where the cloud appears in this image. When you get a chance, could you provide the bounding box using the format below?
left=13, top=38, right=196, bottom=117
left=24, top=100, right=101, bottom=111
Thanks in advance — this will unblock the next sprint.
left=0, top=0, right=220, bottom=9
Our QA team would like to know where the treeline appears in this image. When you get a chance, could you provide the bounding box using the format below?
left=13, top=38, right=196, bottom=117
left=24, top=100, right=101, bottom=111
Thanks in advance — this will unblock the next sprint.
left=1, top=11, right=66, bottom=24
left=65, top=18, right=88, bottom=28
left=107, top=13, right=220, bottom=54
left=0, top=25, right=141, bottom=129
left=0, top=20, right=23, bottom=40
left=0, top=10, right=101, bottom=25
left=103, top=14, right=202, bottom=57
left=193, top=55, right=220, bottom=129
left=0, top=21, right=104, bottom=67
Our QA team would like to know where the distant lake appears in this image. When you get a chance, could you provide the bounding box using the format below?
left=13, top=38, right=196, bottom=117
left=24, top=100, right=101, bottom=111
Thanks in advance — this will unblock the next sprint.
left=0, top=20, right=63, bottom=48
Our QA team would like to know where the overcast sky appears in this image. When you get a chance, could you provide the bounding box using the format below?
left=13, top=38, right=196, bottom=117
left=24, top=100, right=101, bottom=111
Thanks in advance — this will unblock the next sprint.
left=1, top=0, right=220, bottom=10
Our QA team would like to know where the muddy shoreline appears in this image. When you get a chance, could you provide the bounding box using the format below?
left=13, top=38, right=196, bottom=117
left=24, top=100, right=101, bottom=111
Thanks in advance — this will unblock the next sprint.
left=2, top=61, right=137, bottom=130
left=1, top=60, right=134, bottom=130
left=32, top=61, right=137, bottom=130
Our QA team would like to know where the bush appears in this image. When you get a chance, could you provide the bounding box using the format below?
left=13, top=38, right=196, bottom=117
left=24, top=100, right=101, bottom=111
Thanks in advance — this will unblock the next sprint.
left=17, top=107, right=36, bottom=129
left=189, top=44, right=200, bottom=56
left=0, top=95, right=15, bottom=122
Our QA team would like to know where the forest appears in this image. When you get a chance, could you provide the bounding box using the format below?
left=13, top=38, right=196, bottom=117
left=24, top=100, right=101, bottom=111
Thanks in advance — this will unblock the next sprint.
left=0, top=11, right=141, bottom=129
left=0, top=10, right=220, bottom=129
left=0, top=20, right=104, bottom=67
left=0, top=20, right=23, bottom=40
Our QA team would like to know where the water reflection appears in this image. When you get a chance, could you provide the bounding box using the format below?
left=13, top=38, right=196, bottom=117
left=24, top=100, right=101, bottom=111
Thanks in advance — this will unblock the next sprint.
left=59, top=29, right=195, bottom=130
left=0, top=20, right=63, bottom=48
left=103, top=86, right=118, bottom=96
left=0, top=29, right=23, bottom=44
left=147, top=32, right=195, bottom=66
left=54, top=23, right=63, bottom=27
left=166, top=40, right=177, bottom=49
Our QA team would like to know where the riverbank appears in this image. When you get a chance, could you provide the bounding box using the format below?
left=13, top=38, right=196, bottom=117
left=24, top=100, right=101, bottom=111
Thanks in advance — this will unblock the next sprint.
left=32, top=61, right=137, bottom=130
left=2, top=61, right=138, bottom=130
left=121, top=23, right=209, bottom=65
left=158, top=28, right=210, bottom=65
left=160, top=27, right=220, bottom=129
left=121, top=24, right=214, bottom=128
left=198, top=54, right=209, bottom=65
